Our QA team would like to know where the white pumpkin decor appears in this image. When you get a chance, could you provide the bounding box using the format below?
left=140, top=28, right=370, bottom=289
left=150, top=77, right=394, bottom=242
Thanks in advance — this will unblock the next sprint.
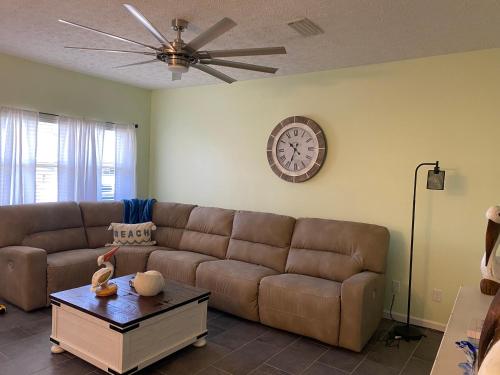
left=131, top=270, right=165, bottom=296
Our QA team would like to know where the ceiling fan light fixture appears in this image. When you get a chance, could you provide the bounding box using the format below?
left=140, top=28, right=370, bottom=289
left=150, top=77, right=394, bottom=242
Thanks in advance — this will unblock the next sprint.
left=168, top=64, right=189, bottom=73
left=166, top=55, right=190, bottom=73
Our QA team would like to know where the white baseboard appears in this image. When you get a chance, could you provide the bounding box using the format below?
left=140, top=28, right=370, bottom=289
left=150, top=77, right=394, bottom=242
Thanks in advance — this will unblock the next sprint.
left=383, top=310, right=446, bottom=332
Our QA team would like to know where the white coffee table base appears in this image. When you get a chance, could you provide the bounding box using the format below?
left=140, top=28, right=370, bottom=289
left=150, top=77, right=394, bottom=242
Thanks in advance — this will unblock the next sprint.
left=193, top=337, right=207, bottom=347
left=50, top=298, right=208, bottom=374
left=50, top=344, right=65, bottom=354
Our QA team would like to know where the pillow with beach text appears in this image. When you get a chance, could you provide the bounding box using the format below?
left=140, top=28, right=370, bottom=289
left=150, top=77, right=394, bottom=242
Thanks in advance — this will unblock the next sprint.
left=107, top=222, right=157, bottom=246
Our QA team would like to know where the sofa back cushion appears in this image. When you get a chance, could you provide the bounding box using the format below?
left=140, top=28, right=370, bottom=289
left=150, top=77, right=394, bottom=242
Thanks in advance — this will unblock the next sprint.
left=286, top=218, right=390, bottom=282
left=152, top=202, right=196, bottom=248
left=0, top=202, right=87, bottom=253
left=79, top=201, right=123, bottom=248
left=179, top=206, right=234, bottom=258
left=226, top=210, right=295, bottom=272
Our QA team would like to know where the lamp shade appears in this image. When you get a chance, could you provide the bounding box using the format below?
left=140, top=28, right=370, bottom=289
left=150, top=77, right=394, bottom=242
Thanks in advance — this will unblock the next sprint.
left=427, top=169, right=445, bottom=190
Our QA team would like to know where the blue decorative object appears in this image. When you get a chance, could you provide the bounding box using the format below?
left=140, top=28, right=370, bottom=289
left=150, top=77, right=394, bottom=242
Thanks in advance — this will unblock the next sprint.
left=455, top=340, right=477, bottom=375
left=123, top=198, right=157, bottom=224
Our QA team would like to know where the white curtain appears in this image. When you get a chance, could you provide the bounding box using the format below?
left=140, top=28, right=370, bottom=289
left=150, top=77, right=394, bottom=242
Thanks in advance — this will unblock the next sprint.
left=114, top=123, right=137, bottom=200
left=58, top=117, right=105, bottom=201
left=0, top=107, right=38, bottom=205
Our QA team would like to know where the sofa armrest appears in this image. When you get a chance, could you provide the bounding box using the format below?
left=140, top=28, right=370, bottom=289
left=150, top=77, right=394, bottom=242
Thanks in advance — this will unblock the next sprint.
left=339, top=271, right=386, bottom=352
left=0, top=246, right=47, bottom=311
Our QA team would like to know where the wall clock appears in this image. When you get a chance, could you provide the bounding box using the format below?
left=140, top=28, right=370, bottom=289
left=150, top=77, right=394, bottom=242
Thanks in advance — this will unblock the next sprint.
left=266, top=116, right=326, bottom=183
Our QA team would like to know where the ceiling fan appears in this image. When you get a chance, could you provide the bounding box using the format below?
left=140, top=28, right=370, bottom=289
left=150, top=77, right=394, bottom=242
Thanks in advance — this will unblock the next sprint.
left=59, top=4, right=287, bottom=84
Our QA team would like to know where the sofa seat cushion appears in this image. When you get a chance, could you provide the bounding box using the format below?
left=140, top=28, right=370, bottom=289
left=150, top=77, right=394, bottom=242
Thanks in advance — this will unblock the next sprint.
left=47, top=248, right=109, bottom=301
left=259, top=273, right=341, bottom=346
left=196, top=259, right=277, bottom=321
left=147, top=250, right=218, bottom=286
left=96, top=246, right=164, bottom=277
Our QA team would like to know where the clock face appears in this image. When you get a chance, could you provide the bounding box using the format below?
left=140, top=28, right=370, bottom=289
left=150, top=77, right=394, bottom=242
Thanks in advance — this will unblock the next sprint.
left=267, top=116, right=326, bottom=183
left=275, top=126, right=318, bottom=175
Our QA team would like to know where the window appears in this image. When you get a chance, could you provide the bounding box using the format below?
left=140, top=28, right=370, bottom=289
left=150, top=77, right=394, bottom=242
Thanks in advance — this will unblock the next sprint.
left=1, top=107, right=136, bottom=205
left=35, top=118, right=123, bottom=202
left=35, top=120, right=121, bottom=202
left=35, top=115, right=58, bottom=203
left=101, top=125, right=116, bottom=201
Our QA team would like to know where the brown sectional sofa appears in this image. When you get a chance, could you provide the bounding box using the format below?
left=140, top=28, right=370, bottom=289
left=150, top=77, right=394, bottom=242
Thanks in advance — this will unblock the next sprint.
left=0, top=201, right=389, bottom=352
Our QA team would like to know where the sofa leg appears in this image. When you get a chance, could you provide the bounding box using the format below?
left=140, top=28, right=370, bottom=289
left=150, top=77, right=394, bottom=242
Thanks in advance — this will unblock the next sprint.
left=193, top=338, right=207, bottom=348
left=51, top=344, right=65, bottom=354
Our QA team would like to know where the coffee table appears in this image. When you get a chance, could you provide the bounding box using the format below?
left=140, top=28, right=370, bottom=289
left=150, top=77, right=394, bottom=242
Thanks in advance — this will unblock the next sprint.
left=49, top=274, right=210, bottom=375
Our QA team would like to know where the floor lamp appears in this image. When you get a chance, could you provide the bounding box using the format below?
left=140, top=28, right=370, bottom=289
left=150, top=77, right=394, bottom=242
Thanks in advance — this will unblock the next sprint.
left=394, top=161, right=445, bottom=341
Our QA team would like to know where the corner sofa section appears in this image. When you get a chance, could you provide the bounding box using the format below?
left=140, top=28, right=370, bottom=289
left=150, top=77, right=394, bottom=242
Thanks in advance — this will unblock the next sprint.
left=0, top=201, right=389, bottom=352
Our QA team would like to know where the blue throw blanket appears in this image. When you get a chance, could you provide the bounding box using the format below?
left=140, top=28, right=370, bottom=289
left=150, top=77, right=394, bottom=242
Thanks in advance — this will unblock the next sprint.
left=122, top=198, right=157, bottom=224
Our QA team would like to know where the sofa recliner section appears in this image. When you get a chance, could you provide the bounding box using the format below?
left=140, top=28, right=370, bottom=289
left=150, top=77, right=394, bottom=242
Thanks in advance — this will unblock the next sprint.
left=196, top=210, right=296, bottom=321
left=147, top=206, right=235, bottom=285
left=257, top=217, right=389, bottom=351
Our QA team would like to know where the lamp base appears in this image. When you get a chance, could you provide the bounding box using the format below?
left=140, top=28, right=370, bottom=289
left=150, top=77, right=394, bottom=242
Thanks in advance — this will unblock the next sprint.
left=393, top=324, right=424, bottom=341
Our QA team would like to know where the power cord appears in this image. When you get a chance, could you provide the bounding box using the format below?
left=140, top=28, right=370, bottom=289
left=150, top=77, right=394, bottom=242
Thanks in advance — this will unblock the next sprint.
left=380, top=294, right=401, bottom=347
left=389, top=293, right=396, bottom=321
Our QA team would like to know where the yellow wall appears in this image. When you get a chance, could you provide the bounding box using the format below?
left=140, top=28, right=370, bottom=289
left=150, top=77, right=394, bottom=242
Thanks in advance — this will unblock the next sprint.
left=0, top=53, right=151, bottom=197
left=150, top=48, right=500, bottom=326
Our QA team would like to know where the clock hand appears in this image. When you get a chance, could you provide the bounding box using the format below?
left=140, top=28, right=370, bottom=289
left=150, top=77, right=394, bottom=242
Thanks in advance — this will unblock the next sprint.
left=293, top=143, right=301, bottom=156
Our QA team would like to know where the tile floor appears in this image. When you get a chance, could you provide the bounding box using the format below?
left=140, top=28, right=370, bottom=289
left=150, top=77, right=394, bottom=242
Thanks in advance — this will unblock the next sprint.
left=0, top=300, right=442, bottom=375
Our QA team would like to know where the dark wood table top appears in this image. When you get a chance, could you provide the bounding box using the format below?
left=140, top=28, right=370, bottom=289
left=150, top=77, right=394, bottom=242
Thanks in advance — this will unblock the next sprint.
left=50, top=274, right=210, bottom=328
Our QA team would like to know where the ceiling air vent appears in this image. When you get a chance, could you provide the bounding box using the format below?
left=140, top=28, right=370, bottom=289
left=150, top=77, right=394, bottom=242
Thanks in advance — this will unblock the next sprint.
left=287, top=18, right=324, bottom=37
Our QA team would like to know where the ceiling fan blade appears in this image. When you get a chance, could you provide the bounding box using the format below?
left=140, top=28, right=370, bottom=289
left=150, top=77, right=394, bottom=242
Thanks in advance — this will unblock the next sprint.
left=192, top=64, right=236, bottom=84
left=123, top=4, right=174, bottom=50
left=64, top=46, right=156, bottom=55
left=199, top=59, right=278, bottom=74
left=197, top=47, right=286, bottom=58
left=59, top=19, right=160, bottom=51
left=172, top=72, right=182, bottom=81
left=113, top=59, right=160, bottom=68
left=187, top=18, right=237, bottom=51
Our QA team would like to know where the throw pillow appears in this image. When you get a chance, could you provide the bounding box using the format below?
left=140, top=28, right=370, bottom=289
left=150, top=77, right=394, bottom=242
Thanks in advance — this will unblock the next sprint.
left=107, top=222, right=157, bottom=246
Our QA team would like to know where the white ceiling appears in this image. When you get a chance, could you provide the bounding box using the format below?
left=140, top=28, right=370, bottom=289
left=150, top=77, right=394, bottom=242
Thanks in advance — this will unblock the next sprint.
left=1, top=0, right=499, bottom=89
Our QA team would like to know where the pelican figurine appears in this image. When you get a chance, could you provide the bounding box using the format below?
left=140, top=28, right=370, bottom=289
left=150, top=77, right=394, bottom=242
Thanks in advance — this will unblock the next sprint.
left=91, top=246, right=119, bottom=297
left=480, top=206, right=500, bottom=295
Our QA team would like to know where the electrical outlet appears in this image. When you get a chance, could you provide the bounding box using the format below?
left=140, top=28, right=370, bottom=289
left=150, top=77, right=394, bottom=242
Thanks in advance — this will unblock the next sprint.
left=432, top=288, right=442, bottom=302
left=392, top=280, right=400, bottom=294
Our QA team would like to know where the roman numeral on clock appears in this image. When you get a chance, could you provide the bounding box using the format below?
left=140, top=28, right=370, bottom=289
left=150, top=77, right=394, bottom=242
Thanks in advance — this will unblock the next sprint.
left=294, top=163, right=298, bottom=171
left=285, top=161, right=291, bottom=168
left=279, top=155, right=286, bottom=162
left=306, top=155, right=312, bottom=160
left=308, top=146, right=315, bottom=151
left=293, top=129, right=298, bottom=136
left=278, top=149, right=284, bottom=153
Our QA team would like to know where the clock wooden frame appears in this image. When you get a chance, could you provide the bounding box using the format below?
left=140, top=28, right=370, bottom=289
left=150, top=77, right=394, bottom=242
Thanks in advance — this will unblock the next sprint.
left=266, top=116, right=326, bottom=183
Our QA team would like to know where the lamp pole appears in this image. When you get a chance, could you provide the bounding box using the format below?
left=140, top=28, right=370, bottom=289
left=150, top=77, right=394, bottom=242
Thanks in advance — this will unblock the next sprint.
left=394, top=161, right=441, bottom=341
